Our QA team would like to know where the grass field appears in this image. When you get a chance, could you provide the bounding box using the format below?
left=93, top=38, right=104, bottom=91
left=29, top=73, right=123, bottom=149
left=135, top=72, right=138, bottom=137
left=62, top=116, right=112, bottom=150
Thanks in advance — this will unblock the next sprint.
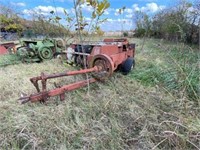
left=0, top=54, right=21, bottom=67
left=0, top=38, right=199, bottom=149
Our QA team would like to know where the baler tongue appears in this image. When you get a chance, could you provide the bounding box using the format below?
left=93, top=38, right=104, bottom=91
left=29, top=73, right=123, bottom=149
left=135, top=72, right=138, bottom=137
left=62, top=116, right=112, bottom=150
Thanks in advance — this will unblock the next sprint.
left=18, top=53, right=116, bottom=104
left=18, top=64, right=109, bottom=104
left=18, top=95, right=31, bottom=104
left=18, top=77, right=97, bottom=104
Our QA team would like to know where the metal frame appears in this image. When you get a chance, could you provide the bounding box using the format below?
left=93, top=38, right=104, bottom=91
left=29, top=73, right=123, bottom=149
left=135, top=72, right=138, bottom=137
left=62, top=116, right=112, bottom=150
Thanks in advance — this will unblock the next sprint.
left=19, top=38, right=135, bottom=104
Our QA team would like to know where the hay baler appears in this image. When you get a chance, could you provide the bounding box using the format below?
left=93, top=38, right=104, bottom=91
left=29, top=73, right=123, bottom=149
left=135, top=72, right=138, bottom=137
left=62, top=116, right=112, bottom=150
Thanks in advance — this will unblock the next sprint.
left=19, top=38, right=135, bottom=104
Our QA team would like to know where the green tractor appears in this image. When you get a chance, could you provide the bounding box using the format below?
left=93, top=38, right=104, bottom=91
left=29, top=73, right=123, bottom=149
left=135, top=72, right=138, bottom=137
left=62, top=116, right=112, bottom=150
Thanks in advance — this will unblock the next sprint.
left=16, top=38, right=65, bottom=62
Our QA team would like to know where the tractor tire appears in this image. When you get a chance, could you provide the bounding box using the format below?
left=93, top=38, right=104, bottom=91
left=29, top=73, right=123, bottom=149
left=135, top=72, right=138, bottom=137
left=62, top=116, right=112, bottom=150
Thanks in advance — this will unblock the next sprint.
left=121, top=57, right=135, bottom=75
left=56, top=39, right=65, bottom=48
left=38, top=46, right=53, bottom=60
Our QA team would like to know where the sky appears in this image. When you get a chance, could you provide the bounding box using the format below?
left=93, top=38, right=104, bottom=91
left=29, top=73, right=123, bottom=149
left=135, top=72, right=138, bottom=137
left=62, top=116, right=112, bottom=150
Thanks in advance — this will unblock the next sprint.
left=0, top=0, right=192, bottom=31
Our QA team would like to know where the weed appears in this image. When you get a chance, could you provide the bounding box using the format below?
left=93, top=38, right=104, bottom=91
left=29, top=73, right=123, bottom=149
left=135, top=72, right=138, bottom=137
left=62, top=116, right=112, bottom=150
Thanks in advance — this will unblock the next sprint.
left=0, top=54, right=21, bottom=67
left=130, top=38, right=199, bottom=103
left=0, top=38, right=199, bottom=149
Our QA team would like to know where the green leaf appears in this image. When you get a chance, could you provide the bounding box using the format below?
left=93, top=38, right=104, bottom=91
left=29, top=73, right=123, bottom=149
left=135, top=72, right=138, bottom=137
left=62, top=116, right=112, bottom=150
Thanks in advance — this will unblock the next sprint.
left=55, top=16, right=61, bottom=20
left=50, top=10, right=54, bottom=14
left=66, top=17, right=72, bottom=22
left=118, top=9, right=121, bottom=14
left=83, top=23, right=89, bottom=26
left=97, top=1, right=105, bottom=16
left=92, top=11, right=96, bottom=19
left=103, top=0, right=110, bottom=9
left=63, top=9, right=68, bottom=15
left=99, top=18, right=107, bottom=23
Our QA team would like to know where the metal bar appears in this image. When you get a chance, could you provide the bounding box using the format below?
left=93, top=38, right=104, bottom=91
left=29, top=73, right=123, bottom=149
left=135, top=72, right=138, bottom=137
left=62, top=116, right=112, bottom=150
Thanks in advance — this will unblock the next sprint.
left=30, top=79, right=40, bottom=92
left=64, top=51, right=90, bottom=56
left=29, top=66, right=99, bottom=100
left=41, top=72, right=47, bottom=102
left=30, top=66, right=98, bottom=81
left=19, top=78, right=97, bottom=104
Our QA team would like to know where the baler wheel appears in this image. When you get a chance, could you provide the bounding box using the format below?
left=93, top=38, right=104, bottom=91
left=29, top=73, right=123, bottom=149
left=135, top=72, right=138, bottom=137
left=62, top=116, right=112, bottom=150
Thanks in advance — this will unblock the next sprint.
left=38, top=47, right=53, bottom=60
left=90, top=54, right=114, bottom=80
left=121, top=57, right=135, bottom=75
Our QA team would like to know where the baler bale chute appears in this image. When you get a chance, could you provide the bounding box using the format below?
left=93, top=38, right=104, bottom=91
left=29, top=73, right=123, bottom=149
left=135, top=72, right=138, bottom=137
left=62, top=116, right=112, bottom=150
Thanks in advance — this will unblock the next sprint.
left=19, top=38, right=135, bottom=104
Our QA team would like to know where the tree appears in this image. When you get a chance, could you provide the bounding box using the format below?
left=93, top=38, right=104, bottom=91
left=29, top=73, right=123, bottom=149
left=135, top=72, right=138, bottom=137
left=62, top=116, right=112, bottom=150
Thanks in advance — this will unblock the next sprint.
left=134, top=11, right=152, bottom=37
left=0, top=5, right=23, bottom=35
left=143, top=0, right=199, bottom=44
left=0, top=15, right=23, bottom=33
left=73, top=0, right=110, bottom=37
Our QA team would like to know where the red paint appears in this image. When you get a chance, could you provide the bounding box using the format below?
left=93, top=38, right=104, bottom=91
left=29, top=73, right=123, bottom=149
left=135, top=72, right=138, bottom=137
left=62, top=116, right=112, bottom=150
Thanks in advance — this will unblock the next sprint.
left=19, top=38, right=136, bottom=104
left=0, top=45, right=8, bottom=55
left=0, top=42, right=15, bottom=55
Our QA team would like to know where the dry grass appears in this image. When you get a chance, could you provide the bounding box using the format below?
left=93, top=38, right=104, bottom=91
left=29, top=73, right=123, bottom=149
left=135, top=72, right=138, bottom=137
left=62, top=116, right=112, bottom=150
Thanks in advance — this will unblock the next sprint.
left=0, top=38, right=199, bottom=149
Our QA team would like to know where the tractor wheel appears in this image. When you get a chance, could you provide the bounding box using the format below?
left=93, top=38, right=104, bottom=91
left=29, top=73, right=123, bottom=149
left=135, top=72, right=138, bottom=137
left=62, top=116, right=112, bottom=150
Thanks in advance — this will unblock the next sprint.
left=121, top=57, right=135, bottom=75
left=38, top=47, right=53, bottom=60
left=56, top=39, right=65, bottom=48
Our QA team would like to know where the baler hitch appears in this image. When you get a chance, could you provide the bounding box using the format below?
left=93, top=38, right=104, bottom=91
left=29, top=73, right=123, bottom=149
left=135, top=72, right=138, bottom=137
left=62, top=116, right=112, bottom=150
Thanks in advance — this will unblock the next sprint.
left=19, top=66, right=100, bottom=104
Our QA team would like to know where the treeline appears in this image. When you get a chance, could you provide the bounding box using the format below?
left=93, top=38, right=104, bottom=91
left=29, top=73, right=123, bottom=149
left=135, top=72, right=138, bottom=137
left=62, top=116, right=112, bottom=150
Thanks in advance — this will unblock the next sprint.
left=0, top=5, right=70, bottom=39
left=0, top=0, right=110, bottom=40
left=134, top=1, right=200, bottom=44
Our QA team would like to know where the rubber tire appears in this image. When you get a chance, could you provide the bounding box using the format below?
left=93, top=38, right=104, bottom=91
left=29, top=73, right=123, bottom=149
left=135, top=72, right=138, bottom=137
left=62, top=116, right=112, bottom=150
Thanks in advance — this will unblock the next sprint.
left=121, top=57, right=135, bottom=75
left=38, top=47, right=53, bottom=60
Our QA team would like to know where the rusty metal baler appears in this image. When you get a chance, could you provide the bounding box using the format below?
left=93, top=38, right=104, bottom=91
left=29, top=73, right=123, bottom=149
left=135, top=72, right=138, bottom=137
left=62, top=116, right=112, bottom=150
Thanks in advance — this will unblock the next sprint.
left=19, top=38, right=135, bottom=104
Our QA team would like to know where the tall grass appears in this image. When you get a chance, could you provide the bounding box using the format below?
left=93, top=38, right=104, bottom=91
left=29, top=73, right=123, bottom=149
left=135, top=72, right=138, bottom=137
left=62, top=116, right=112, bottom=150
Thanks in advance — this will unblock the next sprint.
left=0, top=38, right=199, bottom=149
left=129, top=39, right=199, bottom=104
left=0, top=54, right=21, bottom=67
left=128, top=38, right=200, bottom=149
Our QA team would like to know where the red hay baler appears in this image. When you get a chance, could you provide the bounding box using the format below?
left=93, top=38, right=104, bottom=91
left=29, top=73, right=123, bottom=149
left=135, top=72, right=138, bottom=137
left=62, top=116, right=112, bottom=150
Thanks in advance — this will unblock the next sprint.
left=19, top=38, right=135, bottom=104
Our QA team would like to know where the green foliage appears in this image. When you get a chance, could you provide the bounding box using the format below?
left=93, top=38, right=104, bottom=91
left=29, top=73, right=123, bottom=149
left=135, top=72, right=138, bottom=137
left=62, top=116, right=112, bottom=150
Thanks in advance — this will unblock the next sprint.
left=134, top=28, right=146, bottom=37
left=127, top=38, right=200, bottom=149
left=134, top=12, right=152, bottom=37
left=152, top=7, right=189, bottom=41
left=71, top=0, right=110, bottom=36
left=96, top=0, right=110, bottom=16
left=135, top=1, right=200, bottom=44
left=29, top=12, right=70, bottom=38
left=87, top=0, right=110, bottom=16
left=0, top=54, right=21, bottom=67
left=47, top=9, right=74, bottom=37
left=95, top=26, right=104, bottom=36
left=130, top=40, right=199, bottom=102
left=0, top=15, right=23, bottom=33
left=0, top=38, right=199, bottom=149
left=5, top=23, right=23, bottom=32
left=123, top=32, right=128, bottom=37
